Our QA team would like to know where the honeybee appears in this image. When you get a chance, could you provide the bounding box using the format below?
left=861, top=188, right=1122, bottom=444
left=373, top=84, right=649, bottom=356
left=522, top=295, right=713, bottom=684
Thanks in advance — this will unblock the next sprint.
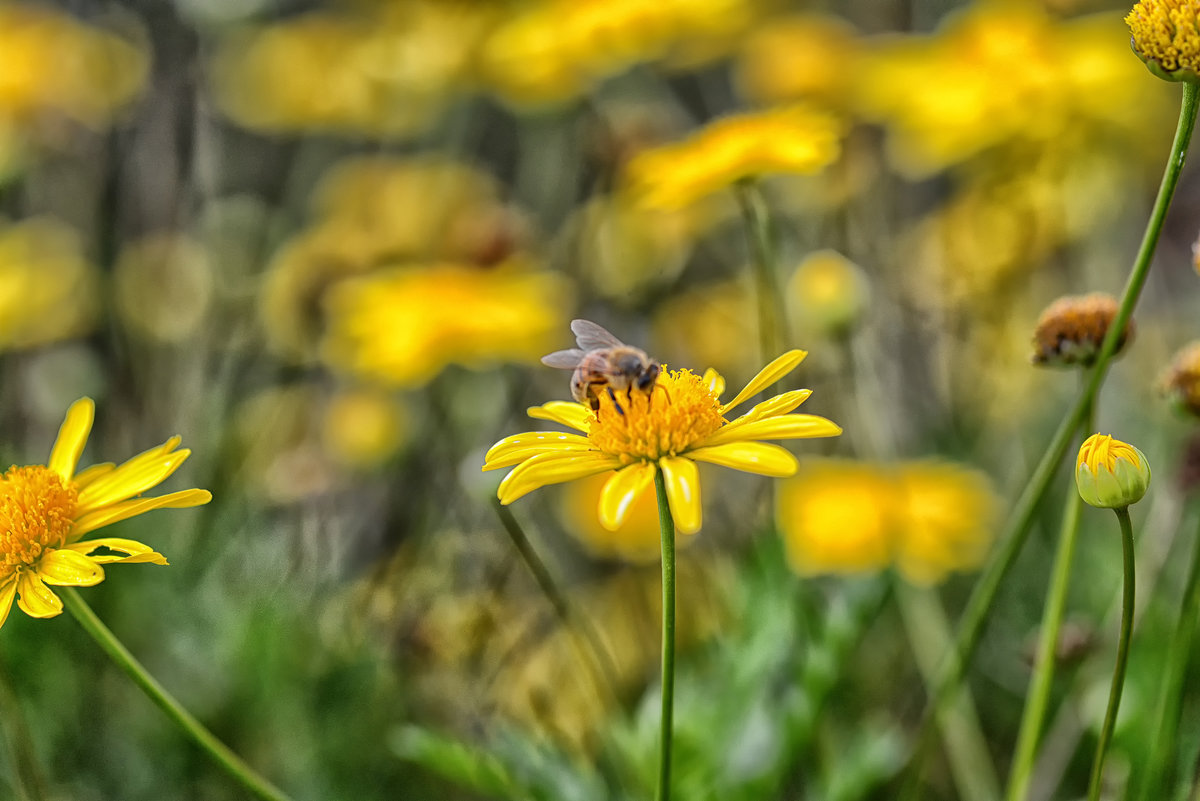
left=542, top=319, right=662, bottom=414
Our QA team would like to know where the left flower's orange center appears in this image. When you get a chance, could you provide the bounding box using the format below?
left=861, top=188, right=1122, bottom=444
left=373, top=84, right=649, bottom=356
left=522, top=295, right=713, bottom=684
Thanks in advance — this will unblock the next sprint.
left=587, top=369, right=724, bottom=463
left=0, top=465, right=77, bottom=578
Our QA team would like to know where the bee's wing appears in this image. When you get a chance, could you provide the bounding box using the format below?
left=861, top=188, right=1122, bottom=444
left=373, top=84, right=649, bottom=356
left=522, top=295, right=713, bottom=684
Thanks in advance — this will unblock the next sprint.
left=571, top=319, right=625, bottom=351
left=541, top=348, right=586, bottom=369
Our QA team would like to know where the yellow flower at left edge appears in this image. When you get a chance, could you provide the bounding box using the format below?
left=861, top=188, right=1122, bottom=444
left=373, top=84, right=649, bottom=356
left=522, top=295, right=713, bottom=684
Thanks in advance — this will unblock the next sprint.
left=483, top=350, right=842, bottom=535
left=0, top=398, right=212, bottom=630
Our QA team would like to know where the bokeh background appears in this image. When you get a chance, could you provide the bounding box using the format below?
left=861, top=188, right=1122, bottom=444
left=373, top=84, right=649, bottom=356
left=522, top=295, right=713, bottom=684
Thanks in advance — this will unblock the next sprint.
left=1, top=0, right=1199, bottom=799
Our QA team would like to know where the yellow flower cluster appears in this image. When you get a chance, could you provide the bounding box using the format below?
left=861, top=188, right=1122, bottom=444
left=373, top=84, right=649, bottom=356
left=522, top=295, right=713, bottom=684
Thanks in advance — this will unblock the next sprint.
left=736, top=14, right=862, bottom=108
left=0, top=3, right=146, bottom=170
left=622, top=106, right=842, bottom=210
left=212, top=2, right=490, bottom=137
left=1126, top=0, right=1200, bottom=82
left=480, top=0, right=763, bottom=107
left=0, top=217, right=99, bottom=350
left=777, top=459, right=998, bottom=585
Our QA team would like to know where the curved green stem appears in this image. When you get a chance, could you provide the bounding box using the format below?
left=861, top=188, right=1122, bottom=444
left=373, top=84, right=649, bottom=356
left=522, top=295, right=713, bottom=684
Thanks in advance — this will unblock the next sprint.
left=1139, top=509, right=1200, bottom=801
left=1005, top=398, right=1095, bottom=801
left=735, top=179, right=785, bottom=367
left=61, top=589, right=292, bottom=801
left=653, top=467, right=677, bottom=801
left=1087, top=507, right=1136, bottom=801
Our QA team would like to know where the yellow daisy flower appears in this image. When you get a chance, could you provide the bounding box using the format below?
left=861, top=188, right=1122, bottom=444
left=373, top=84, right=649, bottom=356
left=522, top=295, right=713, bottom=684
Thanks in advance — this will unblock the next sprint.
left=483, top=350, right=841, bottom=534
left=0, top=398, right=212, bottom=630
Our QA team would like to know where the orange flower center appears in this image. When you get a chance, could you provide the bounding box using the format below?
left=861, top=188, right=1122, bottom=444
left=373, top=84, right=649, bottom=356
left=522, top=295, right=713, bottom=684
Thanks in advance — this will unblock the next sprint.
left=0, top=465, right=77, bottom=579
left=586, top=369, right=724, bottom=463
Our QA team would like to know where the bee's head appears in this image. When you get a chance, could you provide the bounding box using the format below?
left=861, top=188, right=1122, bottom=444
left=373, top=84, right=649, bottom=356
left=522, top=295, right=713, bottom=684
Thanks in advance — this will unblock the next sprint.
left=636, top=360, right=661, bottom=391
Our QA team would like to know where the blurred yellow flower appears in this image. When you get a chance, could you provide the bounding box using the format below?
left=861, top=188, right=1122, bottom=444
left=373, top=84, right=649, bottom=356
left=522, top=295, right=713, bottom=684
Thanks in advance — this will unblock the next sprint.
left=1126, top=0, right=1200, bottom=82
left=320, top=262, right=570, bottom=388
left=114, top=234, right=214, bottom=344
left=0, top=398, right=211, bottom=630
left=652, top=279, right=757, bottom=380
left=622, top=106, right=841, bottom=210
left=321, top=388, right=409, bottom=469
left=559, top=472, right=696, bottom=563
left=0, top=217, right=99, bottom=350
left=787, top=250, right=870, bottom=338
left=736, top=14, right=862, bottom=108
left=778, top=459, right=998, bottom=585
left=484, top=349, right=841, bottom=534
left=212, top=2, right=490, bottom=137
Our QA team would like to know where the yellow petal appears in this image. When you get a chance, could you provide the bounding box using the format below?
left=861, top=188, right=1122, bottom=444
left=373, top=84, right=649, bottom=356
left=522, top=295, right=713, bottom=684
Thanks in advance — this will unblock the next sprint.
left=720, top=350, right=808, bottom=413
left=722, top=389, right=813, bottom=429
left=72, top=462, right=116, bottom=490
left=16, top=572, right=63, bottom=618
left=498, top=451, right=621, bottom=505
left=76, top=445, right=191, bottom=513
left=702, top=414, right=842, bottom=447
left=526, top=401, right=593, bottom=433
left=702, top=368, right=726, bottom=399
left=598, top=462, right=656, bottom=531
left=48, top=397, right=95, bottom=481
left=686, top=442, right=799, bottom=477
left=64, top=538, right=169, bottom=565
left=37, top=549, right=105, bottom=586
left=0, top=577, right=16, bottom=631
left=659, top=456, right=702, bottom=535
left=71, top=489, right=212, bottom=537
left=483, top=432, right=594, bottom=471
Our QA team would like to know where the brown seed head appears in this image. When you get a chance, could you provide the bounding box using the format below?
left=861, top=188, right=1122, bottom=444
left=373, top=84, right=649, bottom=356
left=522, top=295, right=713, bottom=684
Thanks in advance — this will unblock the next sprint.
left=1031, top=293, right=1133, bottom=368
left=1161, top=341, right=1200, bottom=419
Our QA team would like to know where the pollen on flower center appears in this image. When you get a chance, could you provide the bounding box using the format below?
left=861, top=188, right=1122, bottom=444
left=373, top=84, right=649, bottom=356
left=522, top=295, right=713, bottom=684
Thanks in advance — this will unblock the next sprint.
left=586, top=369, right=724, bottom=462
left=1126, top=0, right=1200, bottom=79
left=0, top=465, right=77, bottom=577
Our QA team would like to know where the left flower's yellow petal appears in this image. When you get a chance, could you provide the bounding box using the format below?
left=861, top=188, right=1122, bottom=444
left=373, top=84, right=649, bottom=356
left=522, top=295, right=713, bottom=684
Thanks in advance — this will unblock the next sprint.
left=76, top=445, right=191, bottom=513
left=702, top=368, right=726, bottom=399
left=16, top=572, right=63, bottom=619
left=686, top=442, right=799, bottom=477
left=48, top=397, right=95, bottom=481
left=498, top=451, right=621, bottom=505
left=483, top=432, right=594, bottom=471
left=37, top=549, right=105, bottom=586
left=0, top=577, right=17, bottom=631
left=720, top=350, right=807, bottom=414
left=72, top=462, right=116, bottom=490
left=527, top=401, right=593, bottom=433
left=64, top=538, right=168, bottom=565
left=598, top=462, right=656, bottom=531
left=659, top=456, right=702, bottom=535
left=701, top=414, right=842, bottom=447
left=71, top=489, right=212, bottom=537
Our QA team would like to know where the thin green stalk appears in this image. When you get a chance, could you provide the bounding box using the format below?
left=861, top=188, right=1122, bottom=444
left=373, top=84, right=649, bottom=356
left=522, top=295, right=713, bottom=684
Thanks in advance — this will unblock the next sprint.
left=1087, top=507, right=1136, bottom=801
left=60, top=589, right=292, bottom=801
left=493, top=501, right=620, bottom=700
left=1005, top=399, right=1094, bottom=801
left=735, top=179, right=785, bottom=366
left=654, top=468, right=677, bottom=801
left=1140, top=508, right=1200, bottom=801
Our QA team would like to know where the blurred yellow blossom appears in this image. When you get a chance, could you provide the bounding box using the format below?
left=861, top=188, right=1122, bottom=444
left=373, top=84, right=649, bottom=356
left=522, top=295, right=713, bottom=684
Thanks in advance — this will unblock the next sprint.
left=212, top=2, right=491, bottom=137
left=736, top=14, right=862, bottom=108
left=623, top=106, right=842, bottom=210
left=652, top=279, right=757, bottom=380
left=786, top=250, right=870, bottom=338
left=778, top=459, right=998, bottom=585
left=480, top=0, right=762, bottom=107
left=0, top=398, right=211, bottom=630
left=114, top=234, right=214, bottom=344
left=855, top=2, right=1169, bottom=175
left=559, top=472, right=697, bottom=563
left=0, top=217, right=98, bottom=350
left=321, top=388, right=409, bottom=469
left=0, top=3, right=146, bottom=170
left=321, top=262, right=570, bottom=388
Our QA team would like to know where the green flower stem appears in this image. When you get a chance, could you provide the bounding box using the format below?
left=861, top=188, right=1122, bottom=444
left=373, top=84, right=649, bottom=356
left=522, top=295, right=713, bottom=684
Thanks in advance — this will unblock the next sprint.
left=1005, top=398, right=1094, bottom=801
left=1087, top=506, right=1136, bottom=801
left=1139, top=509, right=1200, bottom=801
left=735, top=179, right=786, bottom=367
left=910, top=81, right=1199, bottom=784
left=60, top=588, right=292, bottom=801
left=493, top=501, right=620, bottom=700
left=653, top=467, right=677, bottom=801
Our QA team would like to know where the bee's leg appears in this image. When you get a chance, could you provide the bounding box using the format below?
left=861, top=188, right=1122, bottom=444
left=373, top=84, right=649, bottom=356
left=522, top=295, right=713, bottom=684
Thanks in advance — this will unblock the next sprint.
left=607, top=386, right=626, bottom=416
left=653, top=383, right=672, bottom=405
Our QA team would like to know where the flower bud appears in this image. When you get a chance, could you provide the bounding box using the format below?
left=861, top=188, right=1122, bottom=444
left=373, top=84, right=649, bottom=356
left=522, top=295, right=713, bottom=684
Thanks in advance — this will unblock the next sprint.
left=1076, top=434, right=1151, bottom=509
left=1126, top=1, right=1200, bottom=84
left=1031, top=293, right=1133, bottom=368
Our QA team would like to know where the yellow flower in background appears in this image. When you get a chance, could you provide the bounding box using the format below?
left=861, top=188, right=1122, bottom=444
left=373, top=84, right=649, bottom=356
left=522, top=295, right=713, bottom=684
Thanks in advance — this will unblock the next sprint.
left=623, top=106, right=841, bottom=210
left=1126, top=0, right=1200, bottom=82
left=736, top=14, right=862, bottom=108
left=559, top=472, right=696, bottom=563
left=0, top=399, right=211, bottom=630
left=321, top=262, right=570, bottom=388
left=652, top=279, right=757, bottom=381
left=1076, top=434, right=1151, bottom=509
left=0, top=217, right=99, bottom=350
left=322, top=388, right=409, bottom=469
left=484, top=350, right=841, bottom=534
left=778, top=459, right=998, bottom=585
left=786, top=250, right=870, bottom=338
